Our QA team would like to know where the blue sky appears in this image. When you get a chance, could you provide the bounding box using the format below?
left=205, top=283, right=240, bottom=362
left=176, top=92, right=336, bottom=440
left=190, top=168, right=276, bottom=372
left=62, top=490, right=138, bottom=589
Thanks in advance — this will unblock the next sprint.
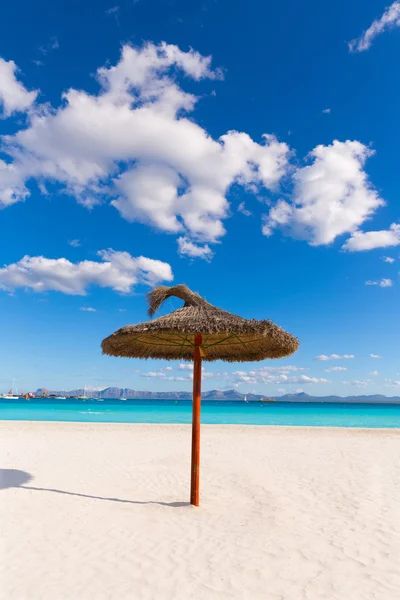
left=0, top=0, right=399, bottom=396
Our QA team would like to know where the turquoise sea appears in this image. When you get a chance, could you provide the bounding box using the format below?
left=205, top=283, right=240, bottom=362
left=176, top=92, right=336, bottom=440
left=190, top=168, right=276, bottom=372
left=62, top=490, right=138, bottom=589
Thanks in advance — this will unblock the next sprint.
left=1, top=398, right=400, bottom=427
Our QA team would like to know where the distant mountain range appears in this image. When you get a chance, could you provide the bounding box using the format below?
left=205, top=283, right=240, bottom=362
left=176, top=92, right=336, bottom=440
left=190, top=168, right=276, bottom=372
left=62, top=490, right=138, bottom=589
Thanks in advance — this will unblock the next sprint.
left=35, top=388, right=400, bottom=403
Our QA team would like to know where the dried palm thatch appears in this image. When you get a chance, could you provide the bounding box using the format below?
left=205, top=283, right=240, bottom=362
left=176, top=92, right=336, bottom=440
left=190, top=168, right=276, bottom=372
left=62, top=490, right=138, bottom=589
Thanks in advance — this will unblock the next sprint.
left=102, top=283, right=299, bottom=506
left=101, top=284, right=299, bottom=362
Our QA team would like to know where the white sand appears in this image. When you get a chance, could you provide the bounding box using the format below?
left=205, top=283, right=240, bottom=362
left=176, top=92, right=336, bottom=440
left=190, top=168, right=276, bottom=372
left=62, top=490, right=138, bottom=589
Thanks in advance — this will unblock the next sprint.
left=1, top=423, right=400, bottom=600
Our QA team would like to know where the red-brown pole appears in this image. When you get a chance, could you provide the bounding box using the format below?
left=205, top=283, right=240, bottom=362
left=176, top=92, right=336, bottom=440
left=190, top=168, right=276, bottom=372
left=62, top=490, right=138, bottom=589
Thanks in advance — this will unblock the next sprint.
left=190, top=333, right=202, bottom=506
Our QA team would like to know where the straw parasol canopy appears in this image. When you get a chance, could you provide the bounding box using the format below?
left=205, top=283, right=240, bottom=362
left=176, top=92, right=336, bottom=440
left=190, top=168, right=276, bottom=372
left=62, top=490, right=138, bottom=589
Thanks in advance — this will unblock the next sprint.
left=101, top=284, right=299, bottom=362
left=102, top=284, right=299, bottom=506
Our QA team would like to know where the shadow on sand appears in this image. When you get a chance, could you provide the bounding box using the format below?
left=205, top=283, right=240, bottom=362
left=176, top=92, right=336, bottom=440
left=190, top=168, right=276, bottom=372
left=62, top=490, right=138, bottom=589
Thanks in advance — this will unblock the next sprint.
left=0, top=469, right=190, bottom=507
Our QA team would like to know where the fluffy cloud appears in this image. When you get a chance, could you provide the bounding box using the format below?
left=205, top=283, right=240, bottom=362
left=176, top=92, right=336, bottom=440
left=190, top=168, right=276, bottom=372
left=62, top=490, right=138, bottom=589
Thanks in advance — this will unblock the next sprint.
left=322, top=108, right=331, bottom=114
left=232, top=367, right=327, bottom=385
left=343, top=380, right=371, bottom=387
left=315, top=354, right=354, bottom=361
left=365, top=278, right=393, bottom=287
left=39, top=37, right=59, bottom=56
left=263, top=141, right=384, bottom=246
left=139, top=365, right=318, bottom=387
left=385, top=379, right=400, bottom=387
left=342, top=223, right=400, bottom=251
left=349, top=2, right=400, bottom=52
left=68, top=239, right=81, bottom=248
left=383, top=256, right=395, bottom=263
left=369, top=371, right=379, bottom=376
left=0, top=249, right=173, bottom=295
left=80, top=307, right=96, bottom=312
left=1, top=45, right=391, bottom=258
left=0, top=42, right=289, bottom=251
left=141, top=371, right=168, bottom=378
left=0, top=159, right=31, bottom=207
left=141, top=366, right=215, bottom=382
left=233, top=366, right=305, bottom=376
left=0, top=58, right=38, bottom=117
left=177, top=237, right=214, bottom=261
left=238, top=202, right=252, bottom=216
left=370, top=354, right=382, bottom=359
left=324, top=366, right=348, bottom=372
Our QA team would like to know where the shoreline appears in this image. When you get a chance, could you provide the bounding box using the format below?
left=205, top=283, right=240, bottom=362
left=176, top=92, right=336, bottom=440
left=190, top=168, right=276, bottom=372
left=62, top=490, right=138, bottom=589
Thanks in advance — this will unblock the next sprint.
left=1, top=419, right=400, bottom=431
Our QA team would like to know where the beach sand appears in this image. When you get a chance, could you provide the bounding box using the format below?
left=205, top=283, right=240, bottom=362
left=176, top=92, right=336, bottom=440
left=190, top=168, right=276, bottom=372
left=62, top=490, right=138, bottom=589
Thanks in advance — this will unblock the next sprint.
left=1, top=423, right=400, bottom=599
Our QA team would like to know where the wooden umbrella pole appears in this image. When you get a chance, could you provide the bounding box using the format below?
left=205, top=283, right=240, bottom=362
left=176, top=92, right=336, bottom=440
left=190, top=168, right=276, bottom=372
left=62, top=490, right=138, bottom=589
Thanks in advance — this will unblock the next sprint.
left=190, top=333, right=202, bottom=506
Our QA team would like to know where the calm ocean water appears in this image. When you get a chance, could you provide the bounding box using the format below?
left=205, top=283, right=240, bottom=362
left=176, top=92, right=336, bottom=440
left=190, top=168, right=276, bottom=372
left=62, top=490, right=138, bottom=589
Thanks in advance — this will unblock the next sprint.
left=1, top=398, right=400, bottom=427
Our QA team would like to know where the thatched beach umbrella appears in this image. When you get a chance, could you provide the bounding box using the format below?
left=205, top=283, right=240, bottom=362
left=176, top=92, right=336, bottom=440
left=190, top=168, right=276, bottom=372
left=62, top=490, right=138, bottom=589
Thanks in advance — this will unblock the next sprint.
left=101, top=284, right=298, bottom=506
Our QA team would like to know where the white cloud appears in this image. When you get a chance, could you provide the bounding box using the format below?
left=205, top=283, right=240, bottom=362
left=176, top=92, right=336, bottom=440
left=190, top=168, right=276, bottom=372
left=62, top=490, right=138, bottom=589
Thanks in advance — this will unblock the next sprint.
left=315, top=354, right=355, bottom=361
left=140, top=370, right=193, bottom=382
left=369, top=371, right=379, bottom=376
left=322, top=108, right=331, bottom=114
left=386, top=379, right=400, bottom=387
left=238, top=202, right=252, bottom=216
left=80, top=307, right=96, bottom=312
left=0, top=159, right=31, bottom=207
left=349, top=2, right=400, bottom=52
left=342, top=223, right=400, bottom=251
left=0, top=249, right=173, bottom=295
left=295, top=376, right=330, bottom=384
left=343, top=380, right=371, bottom=387
left=365, top=278, right=393, bottom=287
left=105, top=6, right=120, bottom=16
left=0, top=58, right=38, bottom=118
left=383, top=256, right=395, bottom=263
left=370, top=354, right=382, bottom=359
left=39, top=37, right=59, bottom=56
left=0, top=42, right=289, bottom=254
left=324, top=366, right=348, bottom=372
left=232, top=367, right=328, bottom=386
left=263, top=140, right=384, bottom=246
left=141, top=371, right=168, bottom=378
left=178, top=363, right=194, bottom=371
left=177, top=237, right=214, bottom=261
left=68, top=239, right=81, bottom=248
left=202, top=371, right=215, bottom=379
left=233, top=366, right=306, bottom=377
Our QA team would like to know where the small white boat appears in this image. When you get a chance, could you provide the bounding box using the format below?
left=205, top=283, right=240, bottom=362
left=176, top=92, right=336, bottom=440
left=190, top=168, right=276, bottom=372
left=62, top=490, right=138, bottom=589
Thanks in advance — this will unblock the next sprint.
left=244, top=395, right=249, bottom=403
left=0, top=392, right=20, bottom=400
left=1, top=379, right=19, bottom=399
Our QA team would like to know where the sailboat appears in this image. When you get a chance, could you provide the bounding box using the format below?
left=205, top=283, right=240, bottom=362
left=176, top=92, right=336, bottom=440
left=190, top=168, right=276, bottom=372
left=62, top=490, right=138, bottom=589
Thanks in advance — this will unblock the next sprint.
left=77, top=386, right=89, bottom=400
left=0, top=379, right=20, bottom=399
left=244, top=395, right=249, bottom=403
